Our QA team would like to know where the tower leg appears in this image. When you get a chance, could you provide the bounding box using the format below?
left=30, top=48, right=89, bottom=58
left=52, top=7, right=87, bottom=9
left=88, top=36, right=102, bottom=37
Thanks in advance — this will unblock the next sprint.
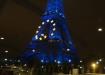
left=72, top=69, right=79, bottom=75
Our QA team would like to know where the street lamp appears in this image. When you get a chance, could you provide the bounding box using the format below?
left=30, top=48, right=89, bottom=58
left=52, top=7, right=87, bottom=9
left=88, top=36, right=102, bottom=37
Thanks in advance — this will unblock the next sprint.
left=0, top=37, right=4, bottom=40
left=5, top=50, right=8, bottom=53
left=96, top=61, right=99, bottom=65
left=91, top=63, right=97, bottom=73
left=98, top=28, right=103, bottom=32
left=99, top=59, right=102, bottom=62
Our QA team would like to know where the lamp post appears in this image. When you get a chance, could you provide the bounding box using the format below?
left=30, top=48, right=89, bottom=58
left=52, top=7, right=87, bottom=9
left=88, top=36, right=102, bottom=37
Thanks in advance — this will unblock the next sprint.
left=91, top=63, right=97, bottom=73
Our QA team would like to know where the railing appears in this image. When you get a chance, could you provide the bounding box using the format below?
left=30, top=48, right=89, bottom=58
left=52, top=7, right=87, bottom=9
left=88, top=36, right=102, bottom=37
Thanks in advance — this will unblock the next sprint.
left=53, top=73, right=105, bottom=75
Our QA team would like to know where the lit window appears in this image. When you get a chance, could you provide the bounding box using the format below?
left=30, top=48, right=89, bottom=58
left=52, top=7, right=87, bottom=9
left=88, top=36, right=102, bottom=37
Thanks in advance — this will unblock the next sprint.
left=69, top=59, right=71, bottom=62
left=38, top=26, right=41, bottom=29
left=51, top=20, right=54, bottom=23
left=67, top=49, right=70, bottom=51
left=59, top=13, right=62, bottom=15
left=39, top=37, right=42, bottom=40
left=24, top=64, right=27, bottom=67
left=51, top=33, right=54, bottom=36
left=36, top=31, right=39, bottom=34
left=17, top=60, right=21, bottom=62
left=53, top=28, right=56, bottom=31
left=32, top=49, right=35, bottom=52
left=57, top=61, right=61, bottom=64
left=80, top=60, right=83, bottom=63
left=47, top=19, right=50, bottom=22
left=35, top=35, right=38, bottom=40
left=4, top=58, right=7, bottom=61
left=41, top=66, right=44, bottom=68
left=56, top=10, right=58, bottom=12
left=54, top=60, right=57, bottom=62
left=41, top=60, right=44, bottom=63
left=44, top=35, right=47, bottom=39
left=99, top=59, right=102, bottom=62
left=53, top=23, right=56, bottom=26
left=41, top=34, right=44, bottom=36
left=80, top=67, right=83, bottom=69
left=96, top=61, right=99, bottom=64
left=42, top=22, right=45, bottom=25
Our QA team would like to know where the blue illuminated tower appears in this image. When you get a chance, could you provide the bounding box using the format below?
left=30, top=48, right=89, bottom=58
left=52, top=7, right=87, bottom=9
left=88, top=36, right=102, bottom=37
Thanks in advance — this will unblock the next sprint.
left=22, top=0, right=78, bottom=71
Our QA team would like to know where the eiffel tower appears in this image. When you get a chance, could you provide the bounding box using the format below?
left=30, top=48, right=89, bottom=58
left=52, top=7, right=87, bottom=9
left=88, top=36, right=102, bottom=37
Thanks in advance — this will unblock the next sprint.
left=21, top=0, right=78, bottom=73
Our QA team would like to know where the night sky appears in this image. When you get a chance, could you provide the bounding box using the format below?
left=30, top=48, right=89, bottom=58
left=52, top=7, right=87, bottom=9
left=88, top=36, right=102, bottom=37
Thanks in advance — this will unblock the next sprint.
left=0, top=0, right=105, bottom=58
